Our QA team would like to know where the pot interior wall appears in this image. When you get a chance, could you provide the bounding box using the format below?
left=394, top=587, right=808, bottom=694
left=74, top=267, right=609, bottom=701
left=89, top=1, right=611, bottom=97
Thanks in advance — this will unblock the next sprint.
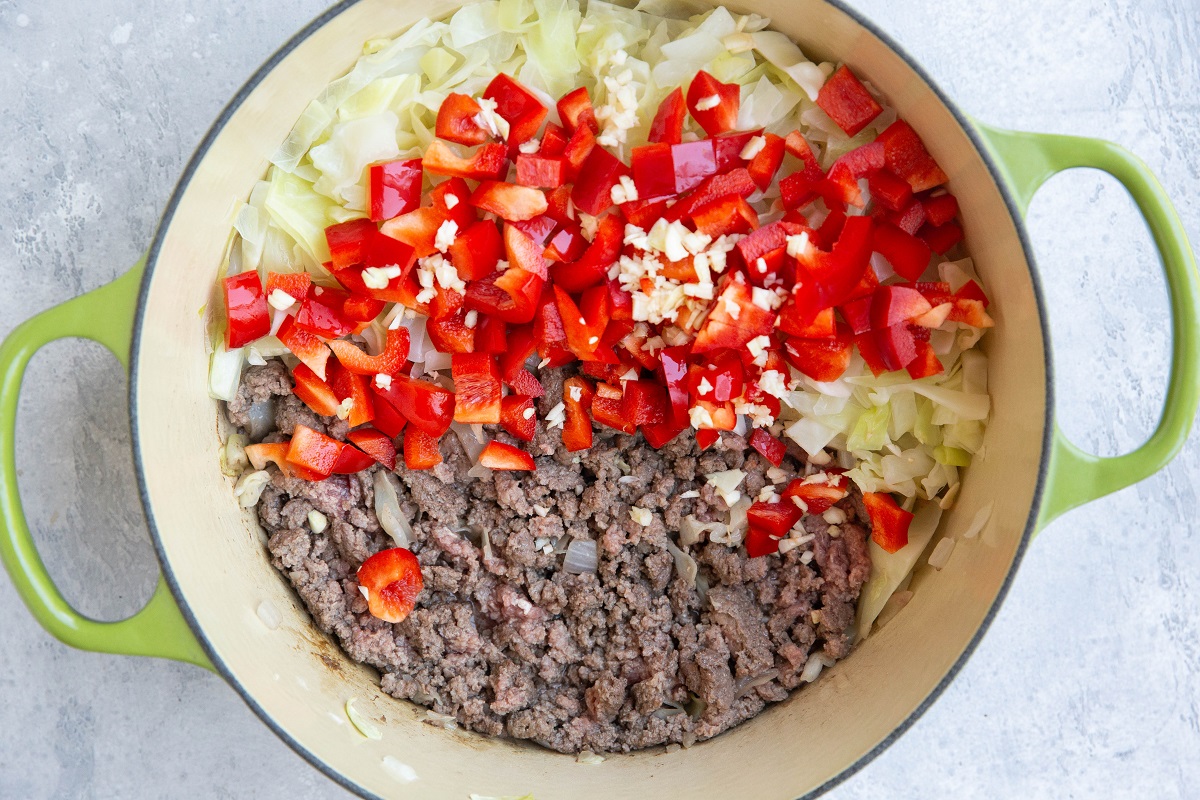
left=133, top=0, right=1046, bottom=797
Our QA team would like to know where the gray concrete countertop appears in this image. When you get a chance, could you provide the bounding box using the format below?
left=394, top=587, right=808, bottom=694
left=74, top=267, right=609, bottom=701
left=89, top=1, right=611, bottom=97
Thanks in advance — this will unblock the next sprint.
left=1, top=0, right=1197, bottom=797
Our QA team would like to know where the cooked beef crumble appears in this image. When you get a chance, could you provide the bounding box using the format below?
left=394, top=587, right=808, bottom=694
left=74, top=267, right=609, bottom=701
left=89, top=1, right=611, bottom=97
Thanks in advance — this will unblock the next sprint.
left=228, top=361, right=871, bottom=753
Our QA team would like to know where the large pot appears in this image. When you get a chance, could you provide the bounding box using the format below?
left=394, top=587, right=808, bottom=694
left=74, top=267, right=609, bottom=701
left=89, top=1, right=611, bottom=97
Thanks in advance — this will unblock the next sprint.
left=1, top=0, right=1197, bottom=797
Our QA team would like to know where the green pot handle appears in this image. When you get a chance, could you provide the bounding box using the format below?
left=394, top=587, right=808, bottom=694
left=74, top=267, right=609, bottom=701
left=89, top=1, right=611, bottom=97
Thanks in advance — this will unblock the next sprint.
left=974, top=122, right=1200, bottom=527
left=0, top=261, right=212, bottom=670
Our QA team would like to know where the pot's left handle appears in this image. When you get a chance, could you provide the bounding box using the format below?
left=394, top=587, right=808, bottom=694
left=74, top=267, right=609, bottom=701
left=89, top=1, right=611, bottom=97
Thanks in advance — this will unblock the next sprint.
left=0, top=261, right=213, bottom=671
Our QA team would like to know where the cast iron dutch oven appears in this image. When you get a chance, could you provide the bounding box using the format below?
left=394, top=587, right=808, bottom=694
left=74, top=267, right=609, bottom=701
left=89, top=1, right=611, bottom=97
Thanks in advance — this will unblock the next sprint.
left=2, top=0, right=1197, bottom=797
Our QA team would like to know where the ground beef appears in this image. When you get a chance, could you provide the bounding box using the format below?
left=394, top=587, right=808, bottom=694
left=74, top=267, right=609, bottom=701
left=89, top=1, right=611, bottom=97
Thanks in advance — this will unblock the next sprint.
left=231, top=359, right=872, bottom=754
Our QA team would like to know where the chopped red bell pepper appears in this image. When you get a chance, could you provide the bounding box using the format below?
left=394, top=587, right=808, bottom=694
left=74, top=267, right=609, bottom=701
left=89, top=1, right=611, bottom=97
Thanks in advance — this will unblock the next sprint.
left=330, top=443, right=375, bottom=475
left=376, top=375, right=455, bottom=436
left=571, top=146, right=629, bottom=216
left=451, top=352, right=502, bottom=424
left=371, top=393, right=408, bottom=438
left=422, top=140, right=508, bottom=181
left=379, top=206, right=447, bottom=259
left=744, top=525, right=780, bottom=557
left=922, top=192, right=959, bottom=227
left=562, top=122, right=597, bottom=178
left=591, top=383, right=636, bottom=433
left=474, top=314, right=507, bottom=354
left=919, top=220, right=964, bottom=254
left=328, top=360, right=375, bottom=427
left=516, top=154, right=568, bottom=189
left=264, top=272, right=311, bottom=306
left=868, top=169, right=914, bottom=212
left=748, top=428, right=787, bottom=467
left=503, top=222, right=550, bottom=279
left=686, top=70, right=740, bottom=136
left=888, top=196, right=928, bottom=235
left=276, top=316, right=330, bottom=380
left=285, top=424, right=345, bottom=479
left=748, top=500, right=803, bottom=537
left=656, top=345, right=691, bottom=429
left=873, top=221, right=932, bottom=281
left=876, top=120, right=947, bottom=193
left=781, top=473, right=848, bottom=515
left=500, top=394, right=537, bottom=442
left=641, top=421, right=685, bottom=449
left=562, top=375, right=595, bottom=452
left=245, top=442, right=322, bottom=481
left=693, top=275, right=776, bottom=353
left=621, top=380, right=666, bottom=426
left=513, top=214, right=558, bottom=246
left=793, top=215, right=875, bottom=310
left=556, top=86, right=598, bottom=134
left=425, top=309, right=476, bottom=353
left=872, top=322, right=920, bottom=372
left=871, top=285, right=934, bottom=329
left=448, top=219, right=504, bottom=281
left=541, top=123, right=569, bottom=156
left=906, top=340, right=944, bottom=379
left=291, top=363, right=342, bottom=417
left=482, top=73, right=548, bottom=148
left=669, top=140, right=719, bottom=194
left=327, top=328, right=410, bottom=376
left=399, top=427, right=440, bottom=470
left=784, top=130, right=824, bottom=181
left=325, top=218, right=377, bottom=270
left=689, top=194, right=758, bottom=238
left=369, top=159, right=423, bottom=222
left=673, top=167, right=757, bottom=218
left=429, top=177, right=476, bottom=229
left=223, top=271, right=271, bottom=349
left=544, top=223, right=589, bottom=262
left=464, top=264, right=544, bottom=324
left=747, top=132, right=786, bottom=190
left=648, top=87, right=686, bottom=144
left=629, top=142, right=676, bottom=200
left=686, top=349, right=745, bottom=403
left=479, top=440, right=536, bottom=471
left=549, top=213, right=622, bottom=292
left=778, top=301, right=836, bottom=339
left=435, top=92, right=487, bottom=146
left=816, top=65, right=882, bottom=137
left=470, top=181, right=548, bottom=222
left=346, top=428, right=398, bottom=470
left=783, top=323, right=854, bottom=382
left=545, top=185, right=574, bottom=225
left=863, top=491, right=913, bottom=553
left=497, top=324, right=544, bottom=395
left=357, top=547, right=423, bottom=623
left=712, top=130, right=761, bottom=172
left=555, top=284, right=611, bottom=361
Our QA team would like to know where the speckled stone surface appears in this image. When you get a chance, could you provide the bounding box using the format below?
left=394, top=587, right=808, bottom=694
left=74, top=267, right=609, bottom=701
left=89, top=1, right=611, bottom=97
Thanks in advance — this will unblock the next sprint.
left=1, top=0, right=1197, bottom=797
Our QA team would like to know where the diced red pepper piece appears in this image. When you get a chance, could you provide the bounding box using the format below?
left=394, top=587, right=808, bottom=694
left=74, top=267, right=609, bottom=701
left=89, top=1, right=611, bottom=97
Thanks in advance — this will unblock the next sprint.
left=713, top=130, right=762, bottom=173
left=673, top=167, right=757, bottom=220
left=403, top=427, right=443, bottom=470
left=641, top=421, right=685, bottom=449
left=544, top=185, right=574, bottom=225
left=748, top=500, right=803, bottom=537
left=816, top=65, right=882, bottom=137
left=451, top=353, right=502, bottom=424
left=672, top=139, right=719, bottom=194
left=686, top=70, right=740, bottom=136
left=621, top=380, right=666, bottom=426
left=357, top=547, right=423, bottom=623
left=922, top=192, right=959, bottom=227
left=379, top=206, right=446, bottom=259
left=513, top=214, right=558, bottom=246
left=264, top=272, right=311, bottom=306
left=291, top=363, right=341, bottom=417
left=888, top=197, right=927, bottom=235
left=422, top=140, right=508, bottom=181
left=747, top=132, right=786, bottom=190
left=346, top=428, right=397, bottom=470
left=328, top=360, right=375, bottom=428
left=873, top=322, right=919, bottom=371
left=516, top=154, right=568, bottom=189
left=876, top=120, right=948, bottom=193
left=920, top=220, right=964, bottom=254
left=429, top=177, right=476, bottom=230
left=541, top=123, right=569, bottom=156
left=245, top=442, right=316, bottom=481
left=329, top=443, right=375, bottom=474
left=465, top=253, right=545, bottom=325
left=544, top=223, right=589, bottom=262
left=691, top=194, right=758, bottom=238
left=868, top=169, right=914, bottom=213
left=693, top=274, right=776, bottom=353
left=561, top=375, right=595, bottom=452
left=871, top=285, right=934, bottom=329
left=371, top=392, right=408, bottom=438
left=326, top=328, right=410, bottom=378
left=745, top=526, right=780, bottom=557
left=499, top=395, right=537, bottom=442
left=630, top=142, right=676, bottom=201
left=956, top=279, right=989, bottom=307
left=748, top=428, right=787, bottom=467
left=223, top=271, right=271, bottom=349
left=793, top=215, right=875, bottom=310
left=783, top=323, right=854, bottom=382
left=648, top=87, right=686, bottom=145
left=293, top=287, right=354, bottom=339
left=873, top=222, right=932, bottom=281
left=497, top=324, right=544, bottom=396
left=556, top=285, right=611, bottom=361
left=562, top=122, right=596, bottom=178
left=592, top=387, right=636, bottom=433
left=784, top=130, right=824, bottom=179
left=549, top=213, right=622, bottom=292
left=286, top=424, right=344, bottom=479
left=425, top=309, right=476, bottom=354
left=504, top=222, right=550, bottom=279
left=376, top=375, right=455, bottom=436
left=656, top=345, right=691, bottom=430
left=863, top=491, right=913, bottom=553
left=479, top=440, right=536, bottom=471
left=369, top=159, right=423, bottom=222
left=556, top=86, right=598, bottom=134
left=447, top=219, right=504, bottom=281
left=782, top=474, right=848, bottom=515
left=470, top=181, right=548, bottom=222
left=435, top=92, right=487, bottom=146
left=473, top=314, right=507, bottom=354
left=778, top=301, right=836, bottom=339
left=572, top=146, right=629, bottom=216
left=686, top=349, right=745, bottom=403
left=825, top=141, right=885, bottom=207
left=483, top=73, right=548, bottom=148
left=325, top=218, right=376, bottom=270
left=273, top=319, right=328, bottom=382
left=906, top=340, right=944, bottom=379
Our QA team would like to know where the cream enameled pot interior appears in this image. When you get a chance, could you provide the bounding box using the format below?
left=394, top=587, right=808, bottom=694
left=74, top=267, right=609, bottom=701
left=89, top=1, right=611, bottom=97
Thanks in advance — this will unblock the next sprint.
left=133, top=0, right=1046, bottom=797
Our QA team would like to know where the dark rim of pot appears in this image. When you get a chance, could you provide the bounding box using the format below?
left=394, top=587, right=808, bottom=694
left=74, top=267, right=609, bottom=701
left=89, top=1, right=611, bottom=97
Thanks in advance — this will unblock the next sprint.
left=129, top=2, right=1052, bottom=798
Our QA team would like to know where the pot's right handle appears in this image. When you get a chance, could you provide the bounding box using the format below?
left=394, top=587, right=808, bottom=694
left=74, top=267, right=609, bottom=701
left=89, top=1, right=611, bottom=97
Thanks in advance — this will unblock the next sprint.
left=975, top=122, right=1200, bottom=527
left=0, top=261, right=212, bottom=670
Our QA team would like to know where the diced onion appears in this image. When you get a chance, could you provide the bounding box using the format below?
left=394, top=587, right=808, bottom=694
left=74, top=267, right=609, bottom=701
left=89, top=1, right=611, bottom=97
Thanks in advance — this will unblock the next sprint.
left=373, top=471, right=411, bottom=547
left=255, top=600, right=282, bottom=630
left=663, top=537, right=698, bottom=588
left=345, top=698, right=383, bottom=740
left=451, top=422, right=488, bottom=463
left=221, top=434, right=249, bottom=476
left=927, top=537, right=955, bottom=570
left=563, top=539, right=598, bottom=574
left=679, top=515, right=727, bottom=547
left=234, top=470, right=271, bottom=507
left=734, top=669, right=779, bottom=697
